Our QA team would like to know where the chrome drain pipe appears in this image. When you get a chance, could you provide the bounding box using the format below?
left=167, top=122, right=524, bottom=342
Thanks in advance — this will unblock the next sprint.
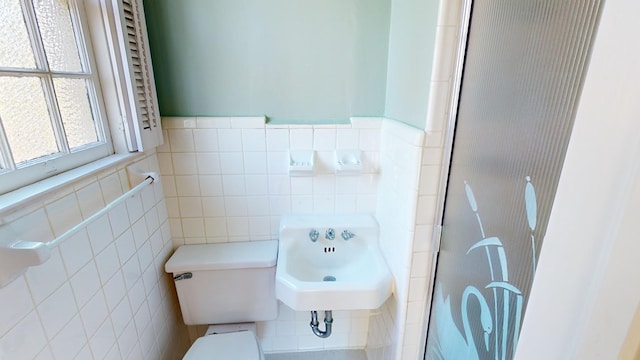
left=310, top=310, right=333, bottom=338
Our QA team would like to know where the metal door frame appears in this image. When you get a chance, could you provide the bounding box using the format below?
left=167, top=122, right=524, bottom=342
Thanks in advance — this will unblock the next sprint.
left=420, top=0, right=473, bottom=357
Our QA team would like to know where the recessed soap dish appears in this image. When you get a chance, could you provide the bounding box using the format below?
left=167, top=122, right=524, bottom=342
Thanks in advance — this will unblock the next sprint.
left=289, top=150, right=315, bottom=176
left=335, top=150, right=362, bottom=174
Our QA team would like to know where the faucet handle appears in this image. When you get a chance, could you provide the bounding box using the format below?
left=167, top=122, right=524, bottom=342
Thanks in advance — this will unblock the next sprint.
left=325, top=228, right=335, bottom=240
left=309, top=229, right=319, bottom=242
left=341, top=230, right=355, bottom=240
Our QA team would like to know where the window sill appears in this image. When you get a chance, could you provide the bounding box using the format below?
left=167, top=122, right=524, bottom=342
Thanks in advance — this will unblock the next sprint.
left=0, top=153, right=142, bottom=218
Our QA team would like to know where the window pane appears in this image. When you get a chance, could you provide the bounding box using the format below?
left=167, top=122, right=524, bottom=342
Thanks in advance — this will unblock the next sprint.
left=0, top=76, right=59, bottom=164
left=33, top=0, right=82, bottom=72
left=53, top=78, right=98, bottom=149
left=0, top=0, right=37, bottom=68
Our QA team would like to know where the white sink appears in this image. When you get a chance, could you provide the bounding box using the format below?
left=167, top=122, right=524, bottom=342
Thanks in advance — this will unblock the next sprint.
left=276, top=214, right=393, bottom=311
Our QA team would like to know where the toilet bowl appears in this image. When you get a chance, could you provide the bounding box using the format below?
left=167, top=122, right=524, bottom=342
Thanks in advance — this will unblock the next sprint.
left=184, top=332, right=263, bottom=360
left=183, top=325, right=264, bottom=360
left=165, top=240, right=278, bottom=359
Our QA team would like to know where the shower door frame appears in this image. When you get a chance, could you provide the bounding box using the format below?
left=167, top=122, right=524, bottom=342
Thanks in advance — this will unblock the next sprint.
left=419, top=1, right=473, bottom=357
left=419, top=0, right=607, bottom=357
left=418, top=0, right=640, bottom=358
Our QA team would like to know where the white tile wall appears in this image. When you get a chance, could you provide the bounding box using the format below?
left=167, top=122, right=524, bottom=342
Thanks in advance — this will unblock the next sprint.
left=160, top=114, right=453, bottom=358
left=366, top=295, right=399, bottom=360
left=160, top=116, right=381, bottom=353
left=0, top=153, right=189, bottom=359
left=160, top=116, right=380, bottom=246
left=257, top=304, right=371, bottom=353
left=0, top=114, right=449, bottom=360
left=366, top=120, right=425, bottom=360
left=401, top=0, right=464, bottom=359
left=366, top=1, right=463, bottom=358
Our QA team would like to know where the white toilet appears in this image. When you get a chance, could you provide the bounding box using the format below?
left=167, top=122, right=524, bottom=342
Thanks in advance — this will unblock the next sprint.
left=165, top=240, right=279, bottom=359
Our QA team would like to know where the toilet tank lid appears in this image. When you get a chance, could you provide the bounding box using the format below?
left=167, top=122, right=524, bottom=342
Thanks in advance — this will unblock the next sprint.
left=165, top=240, right=278, bottom=273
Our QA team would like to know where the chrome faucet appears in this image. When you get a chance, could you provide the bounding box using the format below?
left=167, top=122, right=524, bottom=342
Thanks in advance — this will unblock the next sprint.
left=325, top=228, right=335, bottom=240
left=309, top=229, right=319, bottom=242
left=341, top=230, right=355, bottom=240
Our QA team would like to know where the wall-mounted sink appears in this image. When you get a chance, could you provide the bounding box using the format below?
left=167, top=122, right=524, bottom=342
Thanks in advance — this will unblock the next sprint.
left=276, top=214, right=393, bottom=311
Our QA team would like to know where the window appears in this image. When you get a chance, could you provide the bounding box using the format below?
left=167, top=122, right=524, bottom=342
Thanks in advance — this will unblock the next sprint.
left=0, top=0, right=112, bottom=193
left=0, top=0, right=162, bottom=195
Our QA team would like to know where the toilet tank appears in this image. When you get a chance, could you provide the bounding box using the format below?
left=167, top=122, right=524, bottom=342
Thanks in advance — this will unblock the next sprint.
left=165, top=240, right=278, bottom=325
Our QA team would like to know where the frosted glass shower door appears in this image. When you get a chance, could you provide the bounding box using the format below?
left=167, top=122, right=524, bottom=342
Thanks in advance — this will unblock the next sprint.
left=424, top=1, right=602, bottom=359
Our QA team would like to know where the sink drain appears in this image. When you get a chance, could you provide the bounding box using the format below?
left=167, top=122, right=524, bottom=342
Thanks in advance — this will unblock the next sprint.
left=323, top=276, right=336, bottom=282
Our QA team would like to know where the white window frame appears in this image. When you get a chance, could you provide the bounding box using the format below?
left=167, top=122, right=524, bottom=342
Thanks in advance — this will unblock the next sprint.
left=0, top=0, right=162, bottom=196
left=0, top=0, right=113, bottom=194
left=86, top=0, right=162, bottom=154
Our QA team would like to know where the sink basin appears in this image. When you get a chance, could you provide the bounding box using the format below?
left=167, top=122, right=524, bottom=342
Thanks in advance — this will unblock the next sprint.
left=276, top=214, right=393, bottom=311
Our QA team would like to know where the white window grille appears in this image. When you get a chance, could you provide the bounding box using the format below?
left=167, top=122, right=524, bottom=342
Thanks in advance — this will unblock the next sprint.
left=0, top=0, right=162, bottom=194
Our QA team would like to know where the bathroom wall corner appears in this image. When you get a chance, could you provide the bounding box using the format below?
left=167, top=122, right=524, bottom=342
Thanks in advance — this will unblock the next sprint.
left=369, top=118, right=425, bottom=359
left=0, top=152, right=190, bottom=359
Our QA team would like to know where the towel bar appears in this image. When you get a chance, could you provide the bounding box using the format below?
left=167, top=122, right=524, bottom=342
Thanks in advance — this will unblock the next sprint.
left=0, top=175, right=155, bottom=287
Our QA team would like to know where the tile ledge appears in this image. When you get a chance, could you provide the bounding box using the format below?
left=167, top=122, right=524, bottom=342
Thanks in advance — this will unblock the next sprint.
left=0, top=153, right=141, bottom=219
left=350, top=117, right=385, bottom=129
left=381, top=119, right=426, bottom=147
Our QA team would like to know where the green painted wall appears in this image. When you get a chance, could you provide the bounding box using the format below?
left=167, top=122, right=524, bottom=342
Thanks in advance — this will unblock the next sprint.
left=384, top=0, right=439, bottom=129
left=144, top=0, right=391, bottom=121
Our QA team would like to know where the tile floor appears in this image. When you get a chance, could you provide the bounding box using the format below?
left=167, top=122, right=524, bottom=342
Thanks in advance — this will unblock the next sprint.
left=265, top=350, right=367, bottom=360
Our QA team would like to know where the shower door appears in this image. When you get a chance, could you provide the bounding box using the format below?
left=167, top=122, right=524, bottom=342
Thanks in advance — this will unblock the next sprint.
left=424, top=1, right=602, bottom=359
